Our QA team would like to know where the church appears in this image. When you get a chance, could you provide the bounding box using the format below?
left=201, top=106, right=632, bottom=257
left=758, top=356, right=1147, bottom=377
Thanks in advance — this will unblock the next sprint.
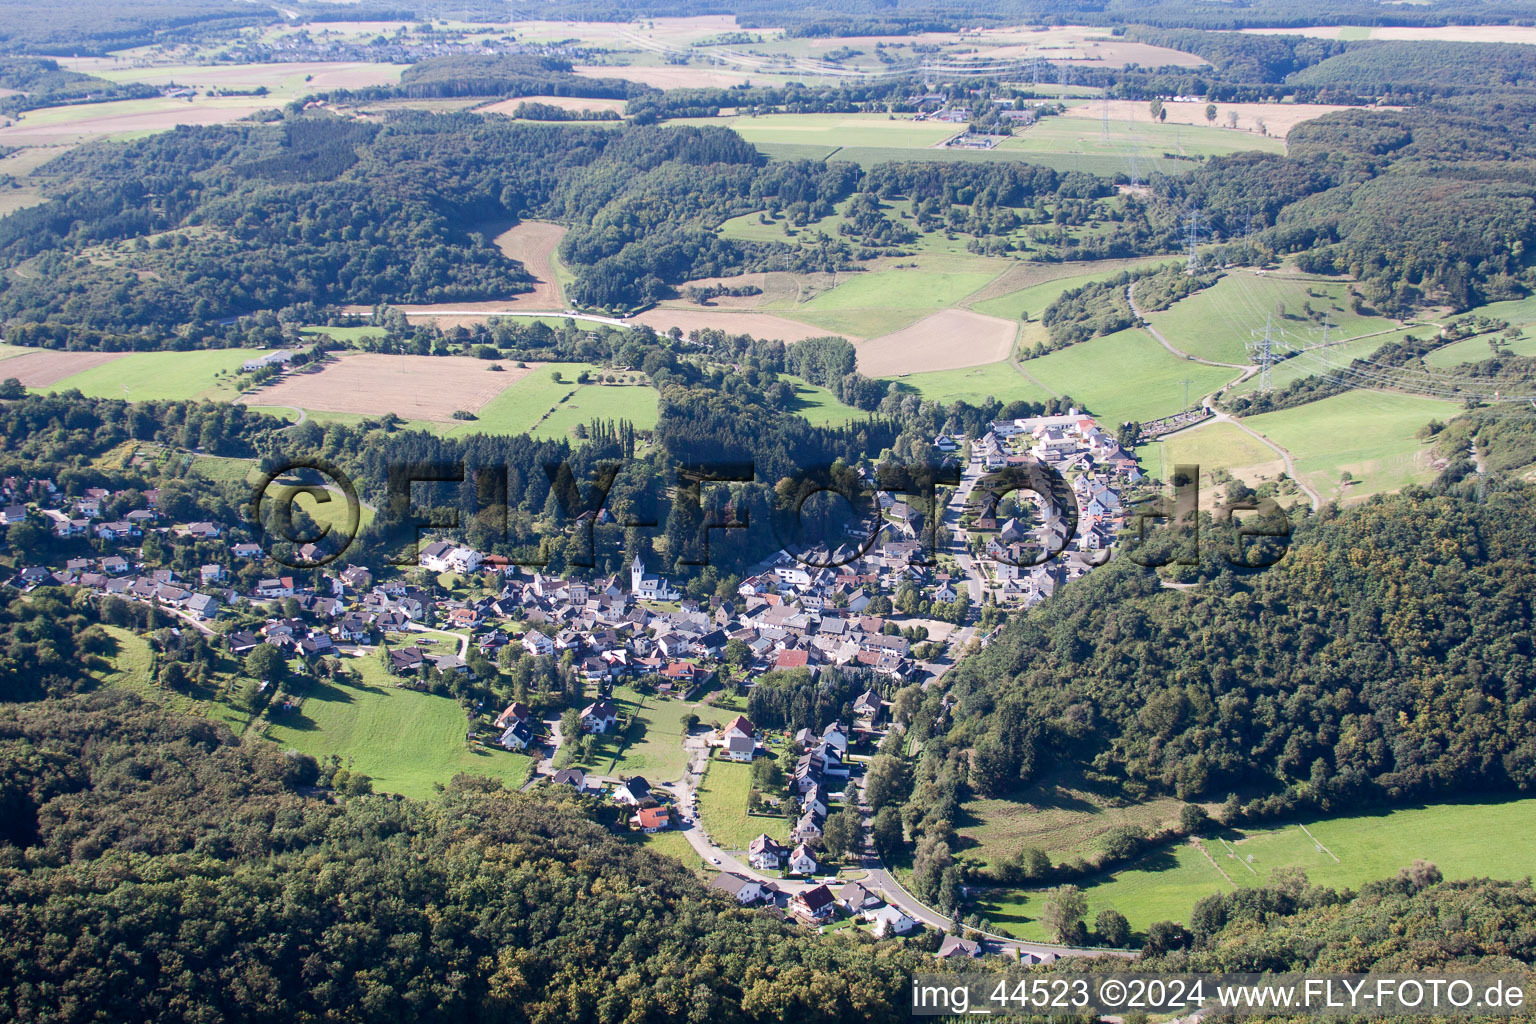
left=630, top=554, right=680, bottom=602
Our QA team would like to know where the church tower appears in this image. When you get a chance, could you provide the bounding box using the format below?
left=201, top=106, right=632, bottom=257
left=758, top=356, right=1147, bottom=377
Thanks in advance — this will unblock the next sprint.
left=631, top=554, right=645, bottom=593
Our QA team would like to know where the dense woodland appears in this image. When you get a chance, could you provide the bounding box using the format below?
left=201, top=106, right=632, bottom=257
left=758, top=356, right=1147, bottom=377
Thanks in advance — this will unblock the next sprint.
left=0, top=695, right=935, bottom=1022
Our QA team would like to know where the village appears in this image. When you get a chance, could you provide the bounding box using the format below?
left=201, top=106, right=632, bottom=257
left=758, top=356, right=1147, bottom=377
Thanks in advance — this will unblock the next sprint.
left=1, top=410, right=1139, bottom=955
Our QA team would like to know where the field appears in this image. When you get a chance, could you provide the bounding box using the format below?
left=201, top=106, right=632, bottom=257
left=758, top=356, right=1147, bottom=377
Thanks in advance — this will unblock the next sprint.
left=974, top=797, right=1536, bottom=942
left=697, top=757, right=791, bottom=850
left=492, top=220, right=566, bottom=308
left=783, top=258, right=1002, bottom=336
left=1226, top=329, right=1415, bottom=398
left=1241, top=390, right=1458, bottom=502
left=633, top=307, right=850, bottom=342
left=1144, top=272, right=1388, bottom=366
left=1243, top=25, right=1536, bottom=44
left=262, top=657, right=533, bottom=800
left=1424, top=329, right=1536, bottom=369
left=1135, top=420, right=1287, bottom=501
left=245, top=353, right=533, bottom=422
left=99, top=625, right=251, bottom=732
left=441, top=363, right=658, bottom=439
left=959, top=771, right=1194, bottom=867
left=970, top=258, right=1174, bottom=325
left=599, top=687, right=697, bottom=781
left=0, top=95, right=286, bottom=145
left=5, top=350, right=128, bottom=388
left=41, top=348, right=266, bottom=400
left=855, top=308, right=1017, bottom=376
left=1061, top=99, right=1361, bottom=139
left=783, top=375, right=869, bottom=426
left=1020, top=329, right=1239, bottom=425
left=890, top=361, right=1054, bottom=406
left=58, top=59, right=404, bottom=97
left=479, top=95, right=628, bottom=116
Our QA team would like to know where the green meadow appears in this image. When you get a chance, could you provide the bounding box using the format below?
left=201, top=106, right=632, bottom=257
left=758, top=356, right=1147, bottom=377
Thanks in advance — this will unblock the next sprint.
left=262, top=657, right=533, bottom=800
left=47, top=348, right=267, bottom=401
left=974, top=797, right=1536, bottom=942
left=783, top=375, right=870, bottom=426
left=1144, top=272, right=1387, bottom=365
left=891, top=361, right=1054, bottom=406
left=697, top=758, right=791, bottom=851
left=1020, top=329, right=1238, bottom=425
left=441, top=363, right=658, bottom=439
left=1241, top=389, right=1457, bottom=502
left=1135, top=420, right=1285, bottom=494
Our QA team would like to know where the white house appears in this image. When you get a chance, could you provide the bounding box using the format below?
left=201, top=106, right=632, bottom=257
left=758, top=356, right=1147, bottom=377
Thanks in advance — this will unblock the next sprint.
left=521, top=631, right=555, bottom=657
left=611, top=776, right=651, bottom=806
left=581, top=698, right=619, bottom=734
left=748, top=834, right=787, bottom=871
left=869, top=905, right=919, bottom=937
left=710, top=872, right=766, bottom=905
left=788, top=843, right=819, bottom=876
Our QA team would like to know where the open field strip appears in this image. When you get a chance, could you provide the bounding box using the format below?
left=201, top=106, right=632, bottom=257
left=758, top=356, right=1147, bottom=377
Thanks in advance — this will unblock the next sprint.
left=697, top=757, right=791, bottom=850
left=1241, top=390, right=1459, bottom=503
left=1135, top=420, right=1288, bottom=501
left=1020, top=329, right=1237, bottom=425
left=42, top=348, right=267, bottom=400
left=243, top=353, right=532, bottom=422
left=262, top=657, right=533, bottom=800
left=975, top=797, right=1536, bottom=942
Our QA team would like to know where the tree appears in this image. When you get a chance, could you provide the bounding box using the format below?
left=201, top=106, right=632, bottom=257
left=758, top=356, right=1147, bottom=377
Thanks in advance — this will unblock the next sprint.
left=1143, top=920, right=1192, bottom=955
left=872, top=805, right=904, bottom=859
left=1094, top=909, right=1130, bottom=948
left=723, top=638, right=751, bottom=669
left=1039, top=884, right=1088, bottom=945
left=0, top=377, right=24, bottom=399
left=1205, top=103, right=1217, bottom=123
left=822, top=808, right=856, bottom=858
left=245, top=643, right=288, bottom=685
left=559, top=708, right=581, bottom=742
left=864, top=752, right=910, bottom=811
left=1149, top=98, right=1164, bottom=121
left=1180, top=803, right=1211, bottom=835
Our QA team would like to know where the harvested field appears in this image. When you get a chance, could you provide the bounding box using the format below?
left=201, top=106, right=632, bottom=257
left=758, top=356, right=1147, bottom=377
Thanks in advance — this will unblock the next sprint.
left=493, top=220, right=565, bottom=307
left=856, top=308, right=1016, bottom=376
left=1, top=350, right=127, bottom=387
left=59, top=59, right=405, bottom=93
left=479, top=95, right=627, bottom=116
left=242, top=354, right=535, bottom=422
left=632, top=308, right=857, bottom=342
left=1242, top=25, right=1536, bottom=44
left=0, top=97, right=275, bottom=145
left=1061, top=98, right=1366, bottom=139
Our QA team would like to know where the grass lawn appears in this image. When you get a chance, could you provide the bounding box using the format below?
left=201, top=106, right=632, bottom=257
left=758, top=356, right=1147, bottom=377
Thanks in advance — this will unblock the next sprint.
left=603, top=687, right=695, bottom=781
left=763, top=258, right=1002, bottom=337
left=697, top=757, right=791, bottom=851
left=1135, top=420, right=1286, bottom=498
left=48, top=348, right=267, bottom=402
left=300, top=325, right=388, bottom=341
left=1424, top=328, right=1536, bottom=369
left=1241, top=390, right=1458, bottom=503
left=958, top=770, right=1196, bottom=868
left=670, top=113, right=957, bottom=150
left=262, top=657, right=532, bottom=800
left=1145, top=272, right=1389, bottom=365
left=890, top=360, right=1054, bottom=406
left=639, top=827, right=708, bottom=870
left=1226, top=329, right=1416, bottom=398
left=1021, top=329, right=1238, bottom=425
left=444, top=363, right=657, bottom=439
left=975, top=797, right=1536, bottom=942
left=971, top=263, right=1163, bottom=326
left=99, top=625, right=251, bottom=732
left=783, top=374, right=870, bottom=426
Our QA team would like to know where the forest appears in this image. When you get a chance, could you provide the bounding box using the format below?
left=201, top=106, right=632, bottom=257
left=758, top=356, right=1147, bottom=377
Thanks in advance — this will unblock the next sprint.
left=0, top=694, right=934, bottom=1021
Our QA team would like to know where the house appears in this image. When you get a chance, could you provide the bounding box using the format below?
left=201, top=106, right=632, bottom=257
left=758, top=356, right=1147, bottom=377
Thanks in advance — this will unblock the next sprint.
left=581, top=698, right=619, bottom=734
left=710, top=872, right=766, bottom=905
left=494, top=701, right=533, bottom=730
left=869, top=905, right=919, bottom=938
left=723, top=732, right=756, bottom=762
left=788, top=843, right=819, bottom=876
left=820, top=722, right=850, bottom=754
left=186, top=593, right=221, bottom=620
left=200, top=564, right=227, bottom=585
left=101, top=555, right=130, bottom=575
left=853, top=688, right=883, bottom=721
left=226, top=630, right=262, bottom=655
left=417, top=540, right=456, bottom=572
left=0, top=505, right=26, bottom=524
left=231, top=542, right=263, bottom=559
left=788, top=883, right=835, bottom=924
left=521, top=630, right=555, bottom=657
left=185, top=521, right=221, bottom=540
left=499, top=720, right=534, bottom=750
left=550, top=768, right=587, bottom=791
left=630, top=806, right=671, bottom=833
left=748, top=834, right=788, bottom=871
left=256, top=577, right=295, bottom=599
left=388, top=646, right=426, bottom=673
left=838, top=882, right=878, bottom=914
left=935, top=935, right=983, bottom=959
left=612, top=776, right=651, bottom=806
